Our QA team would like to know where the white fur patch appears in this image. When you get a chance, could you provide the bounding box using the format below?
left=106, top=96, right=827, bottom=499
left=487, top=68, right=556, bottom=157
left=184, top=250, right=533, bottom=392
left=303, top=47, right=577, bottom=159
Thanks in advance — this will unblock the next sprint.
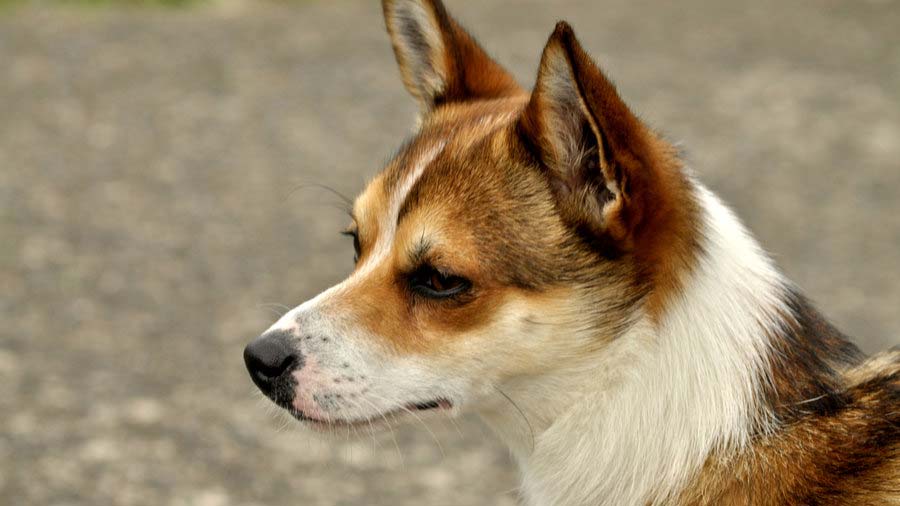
left=353, top=140, right=446, bottom=279
left=268, top=139, right=446, bottom=334
left=486, top=183, right=788, bottom=506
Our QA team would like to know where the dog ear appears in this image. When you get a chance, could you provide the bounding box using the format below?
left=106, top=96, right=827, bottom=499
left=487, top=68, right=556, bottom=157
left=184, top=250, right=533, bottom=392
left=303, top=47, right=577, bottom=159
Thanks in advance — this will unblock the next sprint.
left=518, top=22, right=674, bottom=253
left=382, top=0, right=521, bottom=111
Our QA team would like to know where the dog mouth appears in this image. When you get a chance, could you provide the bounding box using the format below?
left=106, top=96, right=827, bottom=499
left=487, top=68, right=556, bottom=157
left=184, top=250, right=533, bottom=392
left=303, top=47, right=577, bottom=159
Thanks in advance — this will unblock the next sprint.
left=410, top=400, right=444, bottom=411
left=286, top=398, right=453, bottom=428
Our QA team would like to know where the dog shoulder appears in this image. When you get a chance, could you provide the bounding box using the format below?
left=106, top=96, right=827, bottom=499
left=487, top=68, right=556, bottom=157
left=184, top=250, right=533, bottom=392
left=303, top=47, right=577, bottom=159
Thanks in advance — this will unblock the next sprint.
left=680, top=347, right=900, bottom=506
left=831, top=347, right=900, bottom=503
left=844, top=346, right=900, bottom=387
left=777, top=347, right=900, bottom=505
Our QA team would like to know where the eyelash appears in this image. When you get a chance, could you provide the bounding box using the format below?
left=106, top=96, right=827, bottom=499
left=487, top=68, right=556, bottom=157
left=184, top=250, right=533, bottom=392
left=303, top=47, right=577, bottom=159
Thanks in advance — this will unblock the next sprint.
left=341, top=229, right=472, bottom=300
left=341, top=230, right=361, bottom=263
left=408, top=264, right=471, bottom=300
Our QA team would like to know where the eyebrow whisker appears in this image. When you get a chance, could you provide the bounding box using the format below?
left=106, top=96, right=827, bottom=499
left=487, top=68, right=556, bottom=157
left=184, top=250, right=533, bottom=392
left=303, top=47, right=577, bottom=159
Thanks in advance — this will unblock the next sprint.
left=285, top=182, right=355, bottom=218
left=409, top=231, right=433, bottom=266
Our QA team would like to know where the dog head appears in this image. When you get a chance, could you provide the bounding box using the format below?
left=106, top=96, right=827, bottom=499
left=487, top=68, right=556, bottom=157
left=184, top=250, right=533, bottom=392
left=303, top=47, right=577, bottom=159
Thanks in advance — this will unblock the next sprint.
left=244, top=0, right=696, bottom=433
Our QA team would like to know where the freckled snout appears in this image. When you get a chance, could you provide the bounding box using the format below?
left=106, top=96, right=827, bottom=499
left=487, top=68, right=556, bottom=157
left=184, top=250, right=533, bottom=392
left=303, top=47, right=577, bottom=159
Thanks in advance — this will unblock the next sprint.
left=243, top=331, right=302, bottom=400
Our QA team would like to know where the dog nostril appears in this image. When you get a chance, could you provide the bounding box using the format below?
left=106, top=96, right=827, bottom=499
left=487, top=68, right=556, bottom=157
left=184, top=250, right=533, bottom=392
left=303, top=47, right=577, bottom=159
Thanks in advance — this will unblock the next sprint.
left=243, top=332, right=300, bottom=393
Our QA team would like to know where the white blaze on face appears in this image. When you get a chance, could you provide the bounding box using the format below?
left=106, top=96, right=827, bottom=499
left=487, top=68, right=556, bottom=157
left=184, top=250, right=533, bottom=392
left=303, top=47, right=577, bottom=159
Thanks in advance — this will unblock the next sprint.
left=266, top=139, right=447, bottom=335
left=351, top=140, right=447, bottom=280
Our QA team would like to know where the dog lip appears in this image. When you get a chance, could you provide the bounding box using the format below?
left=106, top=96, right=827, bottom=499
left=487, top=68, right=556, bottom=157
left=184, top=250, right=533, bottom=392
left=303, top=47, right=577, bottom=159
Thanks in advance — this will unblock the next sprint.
left=410, top=399, right=452, bottom=411
left=289, top=398, right=452, bottom=427
left=412, top=400, right=441, bottom=410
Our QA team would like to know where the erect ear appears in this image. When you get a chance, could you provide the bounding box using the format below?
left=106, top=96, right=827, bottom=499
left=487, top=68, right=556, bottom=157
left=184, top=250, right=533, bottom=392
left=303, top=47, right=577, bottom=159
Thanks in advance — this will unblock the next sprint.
left=382, top=0, right=521, bottom=111
left=518, top=22, right=674, bottom=252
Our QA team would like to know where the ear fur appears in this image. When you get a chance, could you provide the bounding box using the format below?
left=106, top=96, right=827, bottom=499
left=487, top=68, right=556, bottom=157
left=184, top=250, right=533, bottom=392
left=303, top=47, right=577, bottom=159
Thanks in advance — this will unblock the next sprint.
left=519, top=22, right=682, bottom=253
left=382, top=0, right=521, bottom=110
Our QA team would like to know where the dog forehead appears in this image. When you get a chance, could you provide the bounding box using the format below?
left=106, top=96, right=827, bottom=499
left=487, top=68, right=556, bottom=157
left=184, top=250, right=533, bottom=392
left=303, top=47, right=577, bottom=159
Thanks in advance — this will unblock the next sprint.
left=390, top=99, right=523, bottom=182
left=346, top=98, right=593, bottom=292
left=357, top=97, right=527, bottom=225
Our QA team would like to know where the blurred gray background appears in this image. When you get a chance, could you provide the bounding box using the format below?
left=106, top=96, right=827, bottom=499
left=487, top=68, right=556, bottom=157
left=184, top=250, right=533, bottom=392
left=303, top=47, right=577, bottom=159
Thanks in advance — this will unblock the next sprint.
left=2, top=0, right=899, bottom=505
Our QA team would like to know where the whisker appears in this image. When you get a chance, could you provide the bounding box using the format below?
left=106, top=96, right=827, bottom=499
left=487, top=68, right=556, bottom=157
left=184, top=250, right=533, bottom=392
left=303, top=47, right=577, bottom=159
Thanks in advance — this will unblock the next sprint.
left=495, top=386, right=535, bottom=453
left=367, top=391, right=446, bottom=459
left=445, top=411, right=465, bottom=441
left=356, top=394, right=405, bottom=468
left=256, top=302, right=292, bottom=318
left=284, top=182, right=354, bottom=216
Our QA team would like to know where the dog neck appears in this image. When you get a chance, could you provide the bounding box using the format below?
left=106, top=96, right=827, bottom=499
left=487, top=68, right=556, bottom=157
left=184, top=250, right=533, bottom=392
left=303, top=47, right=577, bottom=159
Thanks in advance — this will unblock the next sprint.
left=479, top=185, right=801, bottom=506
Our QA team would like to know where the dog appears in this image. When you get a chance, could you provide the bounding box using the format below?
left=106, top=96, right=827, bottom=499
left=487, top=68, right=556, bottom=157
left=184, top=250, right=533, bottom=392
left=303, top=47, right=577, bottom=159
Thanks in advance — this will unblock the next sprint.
left=243, top=1, right=900, bottom=504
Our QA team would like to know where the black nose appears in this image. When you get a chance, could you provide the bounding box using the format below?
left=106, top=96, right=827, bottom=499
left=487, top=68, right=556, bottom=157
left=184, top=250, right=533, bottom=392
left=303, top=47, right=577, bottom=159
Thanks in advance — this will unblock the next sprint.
left=243, top=331, right=300, bottom=395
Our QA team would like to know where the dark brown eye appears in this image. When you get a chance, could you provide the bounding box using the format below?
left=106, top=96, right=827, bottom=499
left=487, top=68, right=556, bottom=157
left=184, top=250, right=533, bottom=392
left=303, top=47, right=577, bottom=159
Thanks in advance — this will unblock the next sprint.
left=341, top=230, right=361, bottom=264
left=410, top=265, right=470, bottom=299
left=430, top=271, right=448, bottom=291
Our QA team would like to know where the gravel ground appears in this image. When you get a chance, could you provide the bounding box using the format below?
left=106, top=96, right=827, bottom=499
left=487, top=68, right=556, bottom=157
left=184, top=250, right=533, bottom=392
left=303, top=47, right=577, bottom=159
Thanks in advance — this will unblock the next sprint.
left=1, top=1, right=899, bottom=505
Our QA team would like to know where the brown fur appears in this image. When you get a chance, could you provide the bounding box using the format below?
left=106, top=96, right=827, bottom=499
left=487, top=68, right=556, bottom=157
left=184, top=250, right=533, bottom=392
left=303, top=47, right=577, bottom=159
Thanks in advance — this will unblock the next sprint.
left=680, top=348, right=900, bottom=505
left=348, top=97, right=645, bottom=354
left=518, top=23, right=701, bottom=319
left=366, top=1, right=900, bottom=501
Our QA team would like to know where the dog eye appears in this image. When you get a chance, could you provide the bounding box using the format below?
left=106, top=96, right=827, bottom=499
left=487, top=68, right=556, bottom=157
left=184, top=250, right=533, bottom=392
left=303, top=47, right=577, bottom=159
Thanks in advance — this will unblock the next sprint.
left=341, top=230, right=361, bottom=264
left=409, top=265, right=470, bottom=299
